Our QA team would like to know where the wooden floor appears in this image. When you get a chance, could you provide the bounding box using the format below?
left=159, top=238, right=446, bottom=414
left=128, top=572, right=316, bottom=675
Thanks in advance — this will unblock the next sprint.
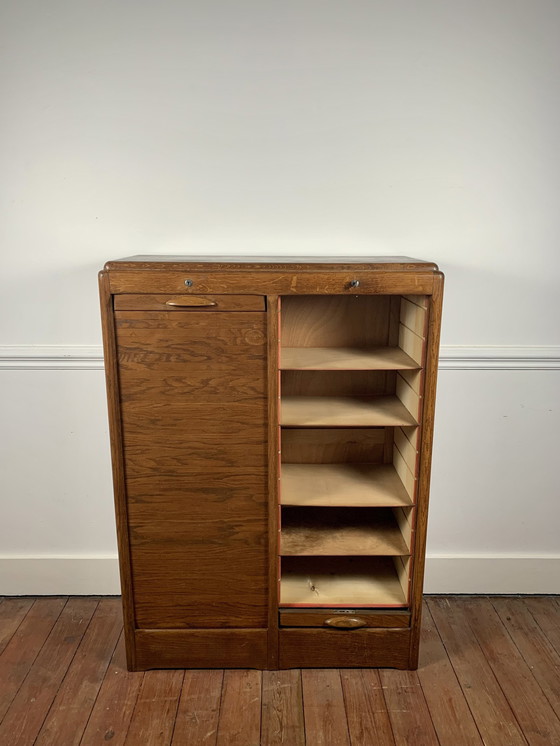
left=0, top=596, right=559, bottom=745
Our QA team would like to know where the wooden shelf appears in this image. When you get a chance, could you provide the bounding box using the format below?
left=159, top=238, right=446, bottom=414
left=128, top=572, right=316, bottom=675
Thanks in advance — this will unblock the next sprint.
left=280, top=556, right=408, bottom=607
left=280, top=507, right=410, bottom=556
left=281, top=346, right=420, bottom=370
left=281, top=464, right=413, bottom=507
left=280, top=396, right=418, bottom=427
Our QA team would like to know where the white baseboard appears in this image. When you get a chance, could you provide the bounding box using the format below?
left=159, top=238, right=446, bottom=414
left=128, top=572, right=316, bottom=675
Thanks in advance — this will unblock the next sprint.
left=424, top=556, right=560, bottom=594
left=0, top=557, right=121, bottom=595
left=1, top=556, right=558, bottom=596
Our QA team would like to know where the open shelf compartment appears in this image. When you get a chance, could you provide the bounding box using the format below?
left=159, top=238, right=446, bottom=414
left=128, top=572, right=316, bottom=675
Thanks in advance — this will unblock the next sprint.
left=280, top=506, right=413, bottom=556
left=280, top=556, right=410, bottom=608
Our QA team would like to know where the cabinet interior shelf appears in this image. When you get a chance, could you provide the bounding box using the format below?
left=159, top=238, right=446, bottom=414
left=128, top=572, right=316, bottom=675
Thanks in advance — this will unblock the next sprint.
left=280, top=556, right=408, bottom=607
left=280, top=507, right=411, bottom=556
left=280, top=346, right=420, bottom=371
left=281, top=463, right=413, bottom=507
left=281, top=396, right=418, bottom=427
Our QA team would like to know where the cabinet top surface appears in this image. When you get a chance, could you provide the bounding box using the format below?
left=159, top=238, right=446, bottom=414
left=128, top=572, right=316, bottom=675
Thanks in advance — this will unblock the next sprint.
left=103, top=255, right=439, bottom=271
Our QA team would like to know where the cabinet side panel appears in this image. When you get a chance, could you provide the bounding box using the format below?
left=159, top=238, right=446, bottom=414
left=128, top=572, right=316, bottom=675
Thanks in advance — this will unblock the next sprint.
left=408, top=273, right=444, bottom=667
left=115, top=310, right=269, bottom=630
left=98, top=272, right=136, bottom=669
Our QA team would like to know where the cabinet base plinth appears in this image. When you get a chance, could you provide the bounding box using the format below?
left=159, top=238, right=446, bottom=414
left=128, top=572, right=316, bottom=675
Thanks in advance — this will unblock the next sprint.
left=279, top=628, right=413, bottom=669
left=133, top=629, right=268, bottom=670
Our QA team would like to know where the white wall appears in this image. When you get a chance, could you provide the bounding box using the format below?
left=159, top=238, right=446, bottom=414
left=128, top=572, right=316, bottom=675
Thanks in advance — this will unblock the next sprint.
left=1, top=0, right=559, bottom=593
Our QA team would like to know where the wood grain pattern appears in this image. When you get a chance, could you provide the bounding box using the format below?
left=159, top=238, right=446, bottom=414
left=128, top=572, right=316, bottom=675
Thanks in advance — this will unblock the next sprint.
left=524, top=596, right=560, bottom=657
left=114, top=293, right=266, bottom=311
left=281, top=428, right=386, bottom=464
left=0, top=598, right=96, bottom=746
left=0, top=598, right=33, bottom=655
left=35, top=598, right=123, bottom=746
left=280, top=556, right=408, bottom=607
left=280, top=507, right=410, bottom=556
left=460, top=596, right=560, bottom=746
left=0, top=597, right=66, bottom=721
left=281, top=463, right=413, bottom=507
left=281, top=369, right=391, bottom=397
left=80, top=632, right=143, bottom=746
left=340, top=669, right=395, bottom=745
left=379, top=668, right=439, bottom=746
left=280, top=628, right=410, bottom=668
left=301, top=670, right=351, bottom=746
left=427, top=596, right=527, bottom=746
left=124, top=670, right=184, bottom=746
left=134, top=629, right=268, bottom=670
left=171, top=670, right=223, bottom=746
left=261, top=670, right=305, bottom=746
left=99, top=271, right=137, bottom=669
left=108, top=269, right=436, bottom=295
left=492, top=597, right=560, bottom=721
left=418, top=601, right=483, bottom=745
left=281, top=396, right=418, bottom=427
left=216, top=670, right=262, bottom=746
left=281, top=346, right=419, bottom=370
left=407, top=273, right=443, bottom=666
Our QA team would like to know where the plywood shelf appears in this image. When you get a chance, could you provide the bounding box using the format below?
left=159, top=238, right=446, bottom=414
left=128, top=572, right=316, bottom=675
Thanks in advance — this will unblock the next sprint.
left=280, top=556, right=408, bottom=607
left=281, top=463, right=413, bottom=507
left=280, top=507, right=410, bottom=556
left=280, top=396, right=418, bottom=427
left=280, top=346, right=420, bottom=370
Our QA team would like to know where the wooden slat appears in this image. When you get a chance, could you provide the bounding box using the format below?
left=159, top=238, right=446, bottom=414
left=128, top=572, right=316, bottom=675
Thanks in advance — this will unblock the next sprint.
left=261, top=669, right=305, bottom=746
left=0, top=598, right=97, bottom=746
left=418, top=601, right=484, bottom=745
left=124, top=670, right=184, bottom=745
left=0, top=598, right=33, bottom=655
left=281, top=462, right=412, bottom=507
left=301, top=670, right=351, bottom=746
left=393, top=445, right=416, bottom=501
left=171, top=670, right=223, bottom=746
left=340, top=670, right=395, bottom=745
left=280, top=556, right=408, bottom=607
left=524, top=596, right=560, bottom=657
left=216, top=670, right=262, bottom=746
left=394, top=427, right=419, bottom=476
left=492, top=597, right=560, bottom=721
left=398, top=325, right=424, bottom=365
left=280, top=346, right=419, bottom=370
left=400, top=297, right=427, bottom=337
left=379, top=668, right=439, bottom=745
left=35, top=598, right=123, bottom=746
left=460, top=596, right=560, bottom=745
left=280, top=507, right=410, bottom=556
left=0, top=597, right=67, bottom=721
left=281, top=428, right=385, bottom=464
left=80, top=632, right=143, bottom=746
left=403, top=294, right=429, bottom=309
left=281, top=396, right=418, bottom=427
left=281, top=369, right=389, bottom=397
left=396, top=373, right=420, bottom=421
left=427, top=597, right=527, bottom=746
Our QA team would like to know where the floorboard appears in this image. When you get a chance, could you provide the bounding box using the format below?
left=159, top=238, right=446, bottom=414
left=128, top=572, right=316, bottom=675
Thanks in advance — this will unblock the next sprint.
left=0, top=594, right=558, bottom=745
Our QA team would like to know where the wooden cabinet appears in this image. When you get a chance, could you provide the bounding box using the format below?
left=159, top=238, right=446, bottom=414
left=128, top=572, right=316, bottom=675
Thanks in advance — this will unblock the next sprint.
left=100, top=256, right=443, bottom=670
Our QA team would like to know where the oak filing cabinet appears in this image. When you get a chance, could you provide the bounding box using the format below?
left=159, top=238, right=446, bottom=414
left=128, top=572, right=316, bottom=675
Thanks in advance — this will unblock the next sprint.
left=99, top=256, right=444, bottom=670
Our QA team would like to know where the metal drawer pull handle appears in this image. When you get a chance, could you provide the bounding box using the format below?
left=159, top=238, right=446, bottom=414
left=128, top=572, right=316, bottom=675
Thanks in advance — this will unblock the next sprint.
left=165, top=297, right=217, bottom=307
left=324, top=616, right=367, bottom=629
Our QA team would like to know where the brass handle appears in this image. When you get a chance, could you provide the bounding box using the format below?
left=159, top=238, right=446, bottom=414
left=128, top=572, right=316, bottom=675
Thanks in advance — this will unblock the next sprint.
left=324, top=616, right=367, bottom=629
left=165, top=297, right=217, bottom=307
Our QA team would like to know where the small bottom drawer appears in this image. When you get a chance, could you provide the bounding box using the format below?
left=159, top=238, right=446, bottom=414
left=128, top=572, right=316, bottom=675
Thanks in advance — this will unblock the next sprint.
left=279, top=609, right=410, bottom=629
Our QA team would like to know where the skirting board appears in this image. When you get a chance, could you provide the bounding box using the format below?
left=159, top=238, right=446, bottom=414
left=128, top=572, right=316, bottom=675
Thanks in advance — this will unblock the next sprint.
left=0, top=556, right=558, bottom=596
